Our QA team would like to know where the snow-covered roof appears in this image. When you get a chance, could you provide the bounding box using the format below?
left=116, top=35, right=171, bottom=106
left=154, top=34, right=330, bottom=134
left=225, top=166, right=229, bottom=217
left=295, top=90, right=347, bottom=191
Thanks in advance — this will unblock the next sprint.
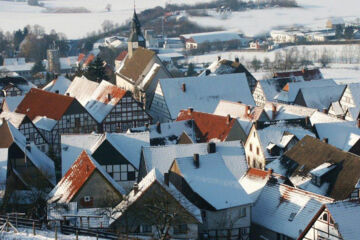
left=310, top=163, right=337, bottom=178
left=5, top=120, right=56, bottom=185
left=66, top=77, right=127, bottom=123
left=258, top=77, right=302, bottom=102
left=0, top=148, right=8, bottom=196
left=42, top=76, right=72, bottom=94
left=274, top=79, right=337, bottom=103
left=142, top=141, right=248, bottom=181
left=59, top=56, right=77, bottom=70
left=181, top=31, right=242, bottom=44
left=48, top=151, right=126, bottom=204
left=84, top=80, right=127, bottom=123
left=65, top=76, right=99, bottom=106
left=159, top=73, right=255, bottom=119
left=3, top=58, right=26, bottom=66
left=252, top=181, right=333, bottom=239
left=0, top=111, right=26, bottom=128
left=264, top=102, right=317, bottom=121
left=0, top=76, right=35, bottom=93
left=61, top=133, right=104, bottom=176
left=33, top=116, right=58, bottom=131
left=2, top=96, right=24, bottom=112
left=61, top=132, right=149, bottom=176
left=310, top=111, right=360, bottom=151
left=345, top=83, right=360, bottom=120
left=110, top=169, right=202, bottom=224
left=328, top=17, right=345, bottom=25
left=138, top=63, right=160, bottom=90
left=129, top=120, right=196, bottom=146
left=175, top=153, right=252, bottom=210
left=239, top=168, right=271, bottom=203
left=255, top=122, right=315, bottom=159
left=326, top=200, right=360, bottom=239
left=298, top=85, right=345, bottom=111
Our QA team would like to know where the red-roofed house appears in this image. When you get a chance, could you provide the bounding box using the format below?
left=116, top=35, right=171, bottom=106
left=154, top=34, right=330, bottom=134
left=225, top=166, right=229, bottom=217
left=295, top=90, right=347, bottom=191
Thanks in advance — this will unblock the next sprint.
left=48, top=151, right=125, bottom=208
left=15, top=88, right=97, bottom=158
left=176, top=109, right=244, bottom=143
left=274, top=68, right=323, bottom=81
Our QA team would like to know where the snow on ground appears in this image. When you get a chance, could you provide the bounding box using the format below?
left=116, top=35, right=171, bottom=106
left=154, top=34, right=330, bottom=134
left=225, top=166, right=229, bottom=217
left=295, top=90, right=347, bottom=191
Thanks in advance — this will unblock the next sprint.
left=1, top=228, right=103, bottom=240
left=184, top=44, right=360, bottom=66
left=0, top=0, right=209, bottom=39
left=189, top=0, right=360, bottom=37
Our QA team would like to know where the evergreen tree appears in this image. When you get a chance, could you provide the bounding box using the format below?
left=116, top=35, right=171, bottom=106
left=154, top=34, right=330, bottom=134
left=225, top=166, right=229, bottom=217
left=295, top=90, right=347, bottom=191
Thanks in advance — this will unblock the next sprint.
left=85, top=56, right=108, bottom=82
left=186, top=63, right=197, bottom=76
left=31, top=60, right=45, bottom=75
left=344, top=26, right=354, bottom=39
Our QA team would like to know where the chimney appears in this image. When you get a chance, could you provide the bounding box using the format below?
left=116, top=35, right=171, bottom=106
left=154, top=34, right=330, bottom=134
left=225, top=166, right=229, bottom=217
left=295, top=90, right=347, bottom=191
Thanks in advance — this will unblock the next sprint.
left=235, top=57, right=239, bottom=63
left=193, top=154, right=200, bottom=168
left=302, top=68, right=306, bottom=74
left=305, top=116, right=310, bottom=126
left=156, top=121, right=161, bottom=134
left=108, top=93, right=112, bottom=101
left=226, top=114, right=231, bottom=125
left=164, top=172, right=169, bottom=186
left=145, top=123, right=149, bottom=130
left=181, top=83, right=186, bottom=92
left=272, top=104, right=277, bottom=120
left=55, top=90, right=59, bottom=94
left=217, top=56, right=221, bottom=61
left=207, top=142, right=216, bottom=154
left=26, top=138, right=31, bottom=152
left=268, top=168, right=273, bottom=175
left=66, top=93, right=70, bottom=96
left=133, top=183, right=139, bottom=195
left=322, top=138, right=329, bottom=144
left=187, top=107, right=193, bottom=115
left=254, top=121, right=259, bottom=129
left=205, top=69, right=211, bottom=76
left=245, top=105, right=250, bottom=117
left=357, top=119, right=360, bottom=128
left=322, top=108, right=328, bottom=114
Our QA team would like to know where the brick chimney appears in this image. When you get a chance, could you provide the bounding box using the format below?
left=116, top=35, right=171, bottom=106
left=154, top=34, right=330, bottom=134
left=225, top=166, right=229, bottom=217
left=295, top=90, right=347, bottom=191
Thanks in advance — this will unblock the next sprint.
left=181, top=83, right=186, bottom=92
left=207, top=142, right=216, bottom=154
left=205, top=69, right=211, bottom=76
left=272, top=104, right=277, bottom=120
left=245, top=105, right=251, bottom=117
left=187, top=107, right=193, bottom=115
left=322, top=138, right=329, bottom=144
left=322, top=108, right=328, bottom=114
left=107, top=93, right=112, bottom=101
left=235, top=57, right=239, bottom=63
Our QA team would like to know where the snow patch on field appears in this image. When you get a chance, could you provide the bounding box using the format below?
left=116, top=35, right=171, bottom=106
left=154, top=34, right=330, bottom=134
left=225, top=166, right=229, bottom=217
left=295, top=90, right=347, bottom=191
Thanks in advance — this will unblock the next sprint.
left=1, top=228, right=101, bottom=239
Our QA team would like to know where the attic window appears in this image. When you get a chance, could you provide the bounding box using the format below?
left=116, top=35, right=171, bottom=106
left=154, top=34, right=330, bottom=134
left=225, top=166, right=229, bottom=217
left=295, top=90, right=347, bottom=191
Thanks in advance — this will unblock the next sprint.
left=288, top=212, right=296, bottom=222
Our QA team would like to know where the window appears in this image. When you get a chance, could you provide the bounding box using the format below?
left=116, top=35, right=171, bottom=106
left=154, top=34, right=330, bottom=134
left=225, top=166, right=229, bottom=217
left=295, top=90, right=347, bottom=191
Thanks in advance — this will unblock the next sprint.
left=256, top=147, right=260, bottom=155
left=250, top=144, right=253, bottom=152
left=239, top=207, right=246, bottom=218
left=141, top=225, right=152, bottom=233
left=173, top=224, right=187, bottom=234
left=321, top=213, right=328, bottom=222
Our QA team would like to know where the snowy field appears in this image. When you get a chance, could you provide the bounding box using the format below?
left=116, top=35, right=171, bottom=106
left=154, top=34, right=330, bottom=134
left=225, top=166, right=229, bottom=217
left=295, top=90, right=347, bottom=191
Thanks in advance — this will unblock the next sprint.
left=184, top=44, right=360, bottom=65
left=0, top=228, right=102, bottom=240
left=0, top=0, right=359, bottom=39
left=189, top=0, right=360, bottom=37
left=0, top=0, right=210, bottom=39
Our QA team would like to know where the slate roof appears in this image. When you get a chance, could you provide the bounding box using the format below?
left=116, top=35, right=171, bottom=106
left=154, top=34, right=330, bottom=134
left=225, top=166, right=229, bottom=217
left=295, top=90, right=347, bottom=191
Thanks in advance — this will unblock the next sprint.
left=279, top=136, right=360, bottom=200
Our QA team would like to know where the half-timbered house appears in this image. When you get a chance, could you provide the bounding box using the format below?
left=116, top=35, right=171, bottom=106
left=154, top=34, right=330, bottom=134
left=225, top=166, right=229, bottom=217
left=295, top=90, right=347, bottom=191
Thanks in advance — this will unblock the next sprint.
left=169, top=153, right=252, bottom=239
left=66, top=77, right=151, bottom=132
left=329, top=83, right=360, bottom=121
left=110, top=169, right=202, bottom=239
left=0, top=119, right=56, bottom=206
left=15, top=88, right=97, bottom=159
left=61, top=132, right=149, bottom=192
left=0, top=76, right=35, bottom=97
left=300, top=200, right=360, bottom=240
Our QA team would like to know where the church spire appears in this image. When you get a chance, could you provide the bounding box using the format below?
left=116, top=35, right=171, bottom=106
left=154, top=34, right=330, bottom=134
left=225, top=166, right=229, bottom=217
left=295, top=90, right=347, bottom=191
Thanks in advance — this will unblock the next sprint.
left=128, top=7, right=146, bottom=57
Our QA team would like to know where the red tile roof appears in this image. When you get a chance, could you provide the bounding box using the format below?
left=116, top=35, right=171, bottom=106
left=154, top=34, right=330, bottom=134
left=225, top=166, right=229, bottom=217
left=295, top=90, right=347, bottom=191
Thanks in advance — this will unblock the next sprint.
left=116, top=51, right=128, bottom=61
left=78, top=53, right=86, bottom=62
left=246, top=168, right=272, bottom=179
left=16, top=88, right=74, bottom=121
left=84, top=54, right=95, bottom=66
left=176, top=110, right=236, bottom=142
left=51, top=151, right=97, bottom=203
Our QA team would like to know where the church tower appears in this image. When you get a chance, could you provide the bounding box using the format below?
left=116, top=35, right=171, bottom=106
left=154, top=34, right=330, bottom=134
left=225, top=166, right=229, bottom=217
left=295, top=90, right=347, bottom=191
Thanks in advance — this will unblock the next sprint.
left=128, top=10, right=146, bottom=57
